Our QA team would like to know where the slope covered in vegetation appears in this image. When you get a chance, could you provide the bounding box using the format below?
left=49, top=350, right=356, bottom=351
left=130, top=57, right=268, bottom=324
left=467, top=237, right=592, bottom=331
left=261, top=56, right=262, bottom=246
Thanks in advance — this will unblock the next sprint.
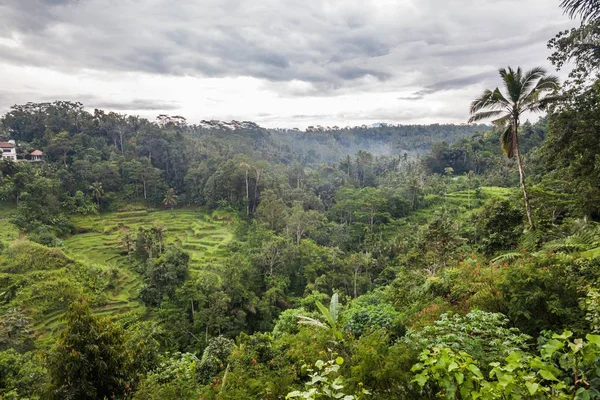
left=1, top=0, right=600, bottom=398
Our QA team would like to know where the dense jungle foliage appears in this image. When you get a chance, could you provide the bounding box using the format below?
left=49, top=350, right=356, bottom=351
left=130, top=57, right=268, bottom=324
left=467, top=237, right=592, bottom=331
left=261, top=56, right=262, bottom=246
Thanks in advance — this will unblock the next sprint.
left=1, top=1, right=600, bottom=399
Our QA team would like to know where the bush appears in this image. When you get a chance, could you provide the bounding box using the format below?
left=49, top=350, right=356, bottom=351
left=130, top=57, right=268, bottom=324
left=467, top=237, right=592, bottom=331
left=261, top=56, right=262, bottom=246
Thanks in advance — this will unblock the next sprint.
left=499, top=255, right=591, bottom=335
left=29, top=226, right=63, bottom=248
left=474, top=199, right=523, bottom=255
left=342, top=293, right=405, bottom=339
left=133, top=353, right=200, bottom=400
left=272, top=308, right=309, bottom=338
left=405, top=310, right=531, bottom=371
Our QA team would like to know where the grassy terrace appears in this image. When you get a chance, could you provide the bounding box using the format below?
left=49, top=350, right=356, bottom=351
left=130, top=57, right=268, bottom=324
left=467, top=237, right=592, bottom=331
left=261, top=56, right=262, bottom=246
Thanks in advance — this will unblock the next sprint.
left=404, top=186, right=515, bottom=224
left=1, top=207, right=234, bottom=342
left=63, top=207, right=234, bottom=272
left=60, top=207, right=235, bottom=324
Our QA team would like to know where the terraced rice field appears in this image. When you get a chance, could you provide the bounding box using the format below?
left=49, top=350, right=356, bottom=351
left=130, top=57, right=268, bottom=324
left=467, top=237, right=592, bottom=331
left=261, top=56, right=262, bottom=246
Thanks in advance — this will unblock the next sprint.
left=406, top=186, right=515, bottom=224
left=64, top=208, right=234, bottom=270
left=60, top=208, right=234, bottom=327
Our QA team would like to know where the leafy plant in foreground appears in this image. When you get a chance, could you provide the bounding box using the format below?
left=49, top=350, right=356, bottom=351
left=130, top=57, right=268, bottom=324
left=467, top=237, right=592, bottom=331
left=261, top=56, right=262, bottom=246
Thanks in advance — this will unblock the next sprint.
left=286, top=357, right=368, bottom=400
left=412, top=330, right=600, bottom=399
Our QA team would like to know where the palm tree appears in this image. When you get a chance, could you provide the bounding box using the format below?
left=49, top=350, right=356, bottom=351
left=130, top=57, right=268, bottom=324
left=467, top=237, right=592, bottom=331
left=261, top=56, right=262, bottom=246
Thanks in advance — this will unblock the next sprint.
left=162, top=188, right=178, bottom=209
left=468, top=67, right=560, bottom=230
left=89, top=182, right=104, bottom=210
left=560, top=0, right=600, bottom=21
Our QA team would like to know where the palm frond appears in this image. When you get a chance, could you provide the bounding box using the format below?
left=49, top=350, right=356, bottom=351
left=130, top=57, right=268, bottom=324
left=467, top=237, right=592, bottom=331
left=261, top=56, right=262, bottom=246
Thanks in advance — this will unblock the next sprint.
left=469, top=88, right=510, bottom=117
left=520, top=76, right=560, bottom=110
left=500, top=125, right=515, bottom=158
left=560, top=0, right=600, bottom=21
left=500, top=66, right=523, bottom=103
left=519, top=67, right=548, bottom=98
left=491, top=114, right=511, bottom=127
left=468, top=110, right=505, bottom=123
left=533, top=75, right=560, bottom=92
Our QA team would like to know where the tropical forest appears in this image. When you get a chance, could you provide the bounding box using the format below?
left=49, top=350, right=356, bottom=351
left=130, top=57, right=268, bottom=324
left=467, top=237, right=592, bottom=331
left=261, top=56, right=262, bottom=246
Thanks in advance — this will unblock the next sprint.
left=0, top=0, right=600, bottom=399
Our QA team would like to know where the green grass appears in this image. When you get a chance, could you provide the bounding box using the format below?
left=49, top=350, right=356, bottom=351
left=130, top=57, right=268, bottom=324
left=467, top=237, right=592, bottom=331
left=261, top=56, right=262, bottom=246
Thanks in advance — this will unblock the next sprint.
left=0, top=202, right=18, bottom=244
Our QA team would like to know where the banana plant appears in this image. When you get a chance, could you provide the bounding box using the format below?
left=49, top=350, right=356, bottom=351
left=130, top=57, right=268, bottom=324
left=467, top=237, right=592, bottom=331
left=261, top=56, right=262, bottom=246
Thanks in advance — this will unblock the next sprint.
left=298, top=293, right=343, bottom=340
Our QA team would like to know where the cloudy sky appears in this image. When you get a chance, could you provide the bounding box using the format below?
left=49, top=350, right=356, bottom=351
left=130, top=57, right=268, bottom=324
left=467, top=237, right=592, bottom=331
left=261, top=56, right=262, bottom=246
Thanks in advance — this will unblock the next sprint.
left=0, top=0, right=577, bottom=128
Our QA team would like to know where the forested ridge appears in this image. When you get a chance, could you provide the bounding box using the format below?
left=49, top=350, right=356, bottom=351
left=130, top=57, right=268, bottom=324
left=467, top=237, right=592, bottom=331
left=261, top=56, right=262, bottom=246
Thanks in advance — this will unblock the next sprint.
left=1, top=1, right=600, bottom=399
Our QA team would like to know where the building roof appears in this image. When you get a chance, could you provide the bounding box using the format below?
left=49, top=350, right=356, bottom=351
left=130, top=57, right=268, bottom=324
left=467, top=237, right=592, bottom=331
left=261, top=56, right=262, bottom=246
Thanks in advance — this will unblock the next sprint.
left=30, top=150, right=44, bottom=156
left=0, top=142, right=14, bottom=148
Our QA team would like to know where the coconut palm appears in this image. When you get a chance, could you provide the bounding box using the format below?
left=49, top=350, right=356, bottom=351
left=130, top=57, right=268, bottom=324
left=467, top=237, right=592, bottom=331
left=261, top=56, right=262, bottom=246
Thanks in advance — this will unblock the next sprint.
left=89, top=182, right=104, bottom=210
left=560, top=0, right=600, bottom=21
left=468, top=67, right=560, bottom=230
left=162, top=188, right=178, bottom=209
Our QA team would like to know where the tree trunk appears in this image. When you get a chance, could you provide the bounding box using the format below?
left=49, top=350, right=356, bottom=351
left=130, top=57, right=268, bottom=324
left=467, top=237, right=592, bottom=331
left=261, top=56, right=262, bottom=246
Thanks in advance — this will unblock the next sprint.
left=353, top=267, right=359, bottom=298
left=513, top=122, right=535, bottom=230
left=252, top=169, right=261, bottom=214
left=245, top=170, right=249, bottom=216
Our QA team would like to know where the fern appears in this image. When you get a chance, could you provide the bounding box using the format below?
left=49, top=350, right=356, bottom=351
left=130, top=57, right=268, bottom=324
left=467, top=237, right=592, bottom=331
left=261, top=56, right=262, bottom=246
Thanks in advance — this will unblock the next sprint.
left=491, top=252, right=523, bottom=264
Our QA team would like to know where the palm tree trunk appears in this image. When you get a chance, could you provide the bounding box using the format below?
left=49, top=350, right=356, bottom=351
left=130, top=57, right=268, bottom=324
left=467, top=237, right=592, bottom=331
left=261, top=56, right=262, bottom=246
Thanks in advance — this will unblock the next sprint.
left=513, top=124, right=535, bottom=230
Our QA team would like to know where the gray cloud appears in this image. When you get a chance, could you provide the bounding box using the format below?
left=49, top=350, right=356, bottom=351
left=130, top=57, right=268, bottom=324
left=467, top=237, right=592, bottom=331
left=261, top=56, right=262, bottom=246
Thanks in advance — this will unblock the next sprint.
left=0, top=0, right=573, bottom=88
left=85, top=99, right=181, bottom=112
left=0, top=0, right=577, bottom=126
left=400, top=71, right=499, bottom=100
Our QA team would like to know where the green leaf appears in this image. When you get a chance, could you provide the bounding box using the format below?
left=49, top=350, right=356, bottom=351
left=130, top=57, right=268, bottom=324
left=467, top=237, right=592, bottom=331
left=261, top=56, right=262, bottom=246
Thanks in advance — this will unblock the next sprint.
left=329, top=293, right=339, bottom=323
left=448, top=361, right=459, bottom=372
left=569, top=338, right=584, bottom=353
left=413, top=373, right=429, bottom=388
left=455, top=372, right=464, bottom=385
left=497, top=372, right=514, bottom=387
left=553, top=330, right=573, bottom=340
left=575, top=387, right=590, bottom=400
left=467, top=364, right=483, bottom=379
left=586, top=334, right=600, bottom=347
left=541, top=339, right=564, bottom=358
left=525, top=381, right=539, bottom=395
left=539, top=369, right=559, bottom=381
left=286, top=390, right=302, bottom=398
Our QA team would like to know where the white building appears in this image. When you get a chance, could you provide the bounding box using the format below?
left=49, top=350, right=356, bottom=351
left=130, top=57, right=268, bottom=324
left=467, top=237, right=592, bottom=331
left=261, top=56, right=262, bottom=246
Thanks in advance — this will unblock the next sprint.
left=29, top=150, right=45, bottom=162
left=0, top=141, right=17, bottom=161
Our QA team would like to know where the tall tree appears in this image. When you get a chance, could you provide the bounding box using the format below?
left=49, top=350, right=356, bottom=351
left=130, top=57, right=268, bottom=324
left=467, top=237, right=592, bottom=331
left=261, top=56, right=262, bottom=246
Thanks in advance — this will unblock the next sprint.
left=468, top=67, right=559, bottom=229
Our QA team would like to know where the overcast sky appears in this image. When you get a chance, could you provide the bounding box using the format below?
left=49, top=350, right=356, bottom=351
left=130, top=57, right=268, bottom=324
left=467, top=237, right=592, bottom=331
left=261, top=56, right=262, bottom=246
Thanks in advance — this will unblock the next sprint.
left=0, top=0, right=577, bottom=128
